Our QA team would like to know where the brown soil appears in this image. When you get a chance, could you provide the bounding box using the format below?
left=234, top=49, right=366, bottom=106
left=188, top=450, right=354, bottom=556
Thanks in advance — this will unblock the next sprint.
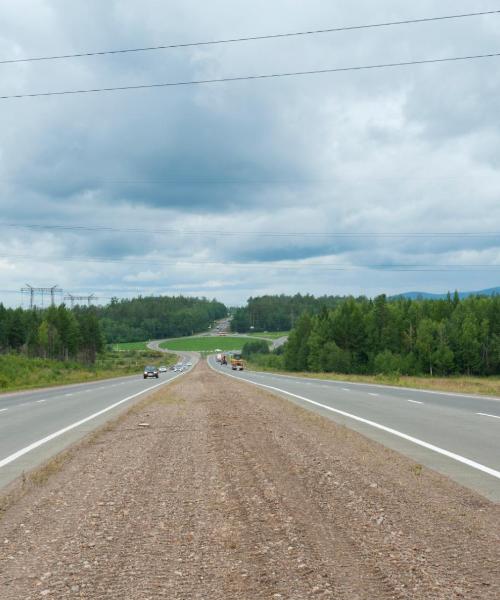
left=0, top=361, right=498, bottom=599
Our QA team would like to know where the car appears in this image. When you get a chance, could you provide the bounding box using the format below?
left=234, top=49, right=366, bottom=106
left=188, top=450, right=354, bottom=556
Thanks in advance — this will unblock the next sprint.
left=159, top=366, right=167, bottom=373
left=143, top=365, right=159, bottom=379
left=186, top=362, right=192, bottom=366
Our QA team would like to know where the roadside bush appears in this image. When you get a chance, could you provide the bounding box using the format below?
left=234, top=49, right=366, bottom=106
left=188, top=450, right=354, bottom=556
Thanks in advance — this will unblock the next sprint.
left=373, top=350, right=403, bottom=375
left=242, top=339, right=270, bottom=359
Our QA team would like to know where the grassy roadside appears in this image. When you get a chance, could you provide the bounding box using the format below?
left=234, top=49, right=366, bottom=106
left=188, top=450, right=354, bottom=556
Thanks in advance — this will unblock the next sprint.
left=244, top=361, right=500, bottom=397
left=243, top=331, right=289, bottom=340
left=112, top=341, right=149, bottom=351
left=0, top=349, right=176, bottom=394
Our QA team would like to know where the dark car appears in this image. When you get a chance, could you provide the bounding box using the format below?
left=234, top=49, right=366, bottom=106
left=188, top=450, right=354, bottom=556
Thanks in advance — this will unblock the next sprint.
left=143, top=365, right=159, bottom=379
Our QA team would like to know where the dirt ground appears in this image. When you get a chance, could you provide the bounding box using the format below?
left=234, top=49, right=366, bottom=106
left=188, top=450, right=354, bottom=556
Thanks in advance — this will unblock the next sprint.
left=0, top=361, right=499, bottom=599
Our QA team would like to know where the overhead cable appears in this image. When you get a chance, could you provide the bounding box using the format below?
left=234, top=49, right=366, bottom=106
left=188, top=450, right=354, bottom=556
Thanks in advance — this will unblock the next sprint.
left=1, top=52, right=500, bottom=100
left=0, top=252, right=498, bottom=272
left=1, top=9, right=499, bottom=65
left=0, top=222, right=499, bottom=238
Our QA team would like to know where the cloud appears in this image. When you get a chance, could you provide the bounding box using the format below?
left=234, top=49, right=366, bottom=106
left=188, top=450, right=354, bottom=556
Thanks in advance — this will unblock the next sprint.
left=0, top=0, right=499, bottom=306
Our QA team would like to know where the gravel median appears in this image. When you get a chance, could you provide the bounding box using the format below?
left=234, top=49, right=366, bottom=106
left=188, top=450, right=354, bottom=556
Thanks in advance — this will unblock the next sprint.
left=1, top=360, right=498, bottom=599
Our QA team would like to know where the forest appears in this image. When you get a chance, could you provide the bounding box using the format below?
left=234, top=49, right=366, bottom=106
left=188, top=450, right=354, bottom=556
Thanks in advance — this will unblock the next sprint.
left=230, top=294, right=345, bottom=332
left=97, top=296, right=227, bottom=343
left=282, top=293, right=500, bottom=376
left=0, top=304, right=104, bottom=363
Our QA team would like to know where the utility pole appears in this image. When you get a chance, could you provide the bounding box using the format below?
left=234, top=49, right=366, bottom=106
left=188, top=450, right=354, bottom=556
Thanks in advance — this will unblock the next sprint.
left=64, top=293, right=96, bottom=308
left=21, top=284, right=62, bottom=309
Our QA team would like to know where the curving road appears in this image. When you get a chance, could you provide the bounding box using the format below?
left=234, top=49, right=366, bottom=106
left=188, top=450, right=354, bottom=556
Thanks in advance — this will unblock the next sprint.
left=208, top=356, right=500, bottom=501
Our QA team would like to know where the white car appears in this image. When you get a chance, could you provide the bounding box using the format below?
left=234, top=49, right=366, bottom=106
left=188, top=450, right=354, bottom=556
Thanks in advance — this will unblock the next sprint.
left=159, top=366, right=167, bottom=373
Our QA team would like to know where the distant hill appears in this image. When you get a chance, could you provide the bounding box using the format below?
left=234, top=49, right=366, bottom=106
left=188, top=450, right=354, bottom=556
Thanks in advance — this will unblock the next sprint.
left=392, top=287, right=500, bottom=300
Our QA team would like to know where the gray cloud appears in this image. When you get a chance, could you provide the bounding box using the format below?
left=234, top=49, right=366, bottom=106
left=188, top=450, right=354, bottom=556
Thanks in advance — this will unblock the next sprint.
left=0, top=0, right=499, bottom=306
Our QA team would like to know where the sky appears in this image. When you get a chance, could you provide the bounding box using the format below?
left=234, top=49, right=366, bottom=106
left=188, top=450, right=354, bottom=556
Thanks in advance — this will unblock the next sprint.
left=0, top=0, right=499, bottom=307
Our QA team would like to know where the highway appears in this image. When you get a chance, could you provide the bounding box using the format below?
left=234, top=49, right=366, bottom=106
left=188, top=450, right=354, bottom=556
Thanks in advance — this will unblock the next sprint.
left=0, top=364, right=193, bottom=491
left=208, top=356, right=500, bottom=501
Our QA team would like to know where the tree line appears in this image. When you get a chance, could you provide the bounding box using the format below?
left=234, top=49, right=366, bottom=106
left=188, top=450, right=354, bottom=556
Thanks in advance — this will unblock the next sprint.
left=0, top=304, right=104, bottom=363
left=283, top=294, right=500, bottom=376
left=231, top=294, right=344, bottom=333
left=97, top=296, right=227, bottom=343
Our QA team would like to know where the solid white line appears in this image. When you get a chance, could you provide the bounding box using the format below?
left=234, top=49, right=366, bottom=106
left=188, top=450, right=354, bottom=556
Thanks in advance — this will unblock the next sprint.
left=208, top=359, right=500, bottom=481
left=0, top=374, right=181, bottom=470
left=235, top=366, right=500, bottom=401
left=477, top=412, right=500, bottom=420
left=407, top=399, right=423, bottom=405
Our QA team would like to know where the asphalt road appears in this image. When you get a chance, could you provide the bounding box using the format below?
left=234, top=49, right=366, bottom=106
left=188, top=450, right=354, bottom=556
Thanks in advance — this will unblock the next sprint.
left=0, top=364, right=194, bottom=491
left=208, top=357, right=500, bottom=501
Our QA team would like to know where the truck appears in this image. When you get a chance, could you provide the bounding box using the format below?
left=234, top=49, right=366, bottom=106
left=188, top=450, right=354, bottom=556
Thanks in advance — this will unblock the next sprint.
left=230, top=353, right=244, bottom=371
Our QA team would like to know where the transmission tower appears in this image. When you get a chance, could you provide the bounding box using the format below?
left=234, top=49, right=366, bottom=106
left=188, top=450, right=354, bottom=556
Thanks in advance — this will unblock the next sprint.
left=65, top=293, right=96, bottom=308
left=21, top=284, right=63, bottom=309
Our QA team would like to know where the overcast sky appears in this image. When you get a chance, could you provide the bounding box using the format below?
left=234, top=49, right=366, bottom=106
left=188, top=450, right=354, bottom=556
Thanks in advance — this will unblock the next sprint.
left=0, top=0, right=499, bottom=307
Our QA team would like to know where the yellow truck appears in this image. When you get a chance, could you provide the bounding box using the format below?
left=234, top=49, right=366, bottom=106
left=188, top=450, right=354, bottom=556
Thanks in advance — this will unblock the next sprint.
left=230, top=353, right=244, bottom=371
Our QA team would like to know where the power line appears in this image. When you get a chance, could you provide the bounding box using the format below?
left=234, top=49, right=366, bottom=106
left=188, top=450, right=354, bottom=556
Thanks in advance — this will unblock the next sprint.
left=1, top=9, right=499, bottom=65
left=0, top=222, right=499, bottom=238
left=2, top=52, right=500, bottom=100
left=0, top=252, right=498, bottom=271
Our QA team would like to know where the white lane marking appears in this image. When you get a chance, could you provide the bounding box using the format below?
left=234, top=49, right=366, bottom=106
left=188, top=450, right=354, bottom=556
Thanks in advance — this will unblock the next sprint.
left=477, top=412, right=500, bottom=420
left=368, top=393, right=379, bottom=397
left=342, top=388, right=350, bottom=392
left=36, top=399, right=47, bottom=404
left=208, top=359, right=500, bottom=481
left=64, top=393, right=73, bottom=397
left=0, top=373, right=182, bottom=470
left=0, top=408, right=7, bottom=413
left=233, top=366, right=500, bottom=402
left=407, top=399, right=423, bottom=405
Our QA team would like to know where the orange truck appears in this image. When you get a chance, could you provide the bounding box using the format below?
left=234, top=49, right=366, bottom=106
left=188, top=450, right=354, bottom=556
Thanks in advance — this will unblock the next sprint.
left=230, top=353, right=244, bottom=371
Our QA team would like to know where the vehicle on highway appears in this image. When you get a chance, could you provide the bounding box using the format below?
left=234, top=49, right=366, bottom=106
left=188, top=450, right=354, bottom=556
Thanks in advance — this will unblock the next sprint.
left=143, top=365, right=159, bottom=379
left=186, top=362, right=192, bottom=366
left=230, top=353, right=244, bottom=371
left=159, top=366, right=167, bottom=373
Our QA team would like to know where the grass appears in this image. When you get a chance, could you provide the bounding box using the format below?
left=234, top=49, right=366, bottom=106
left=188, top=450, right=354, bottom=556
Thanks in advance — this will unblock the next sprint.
left=0, top=349, right=176, bottom=394
left=160, top=336, right=263, bottom=352
left=244, top=361, right=500, bottom=397
left=112, top=341, right=149, bottom=351
left=243, top=331, right=290, bottom=340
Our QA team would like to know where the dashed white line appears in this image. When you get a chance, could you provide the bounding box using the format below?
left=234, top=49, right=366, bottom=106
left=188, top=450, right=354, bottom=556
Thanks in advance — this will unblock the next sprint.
left=477, top=412, right=500, bottom=420
left=407, top=399, right=423, bottom=405
left=368, top=393, right=379, bottom=397
left=36, top=399, right=47, bottom=404
left=0, top=374, right=182, bottom=470
left=209, top=359, right=500, bottom=481
left=64, top=393, right=73, bottom=397
left=342, top=388, right=350, bottom=392
left=0, top=408, right=7, bottom=413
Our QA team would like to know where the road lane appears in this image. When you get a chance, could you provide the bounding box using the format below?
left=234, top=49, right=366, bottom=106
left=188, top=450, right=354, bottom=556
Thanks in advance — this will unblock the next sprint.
left=208, top=357, right=500, bottom=500
left=0, top=366, right=192, bottom=490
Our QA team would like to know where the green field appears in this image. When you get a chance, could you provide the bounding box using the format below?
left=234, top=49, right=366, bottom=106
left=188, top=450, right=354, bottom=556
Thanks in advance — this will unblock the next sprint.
left=112, top=341, right=149, bottom=351
left=159, top=336, right=262, bottom=352
left=244, top=331, right=289, bottom=340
